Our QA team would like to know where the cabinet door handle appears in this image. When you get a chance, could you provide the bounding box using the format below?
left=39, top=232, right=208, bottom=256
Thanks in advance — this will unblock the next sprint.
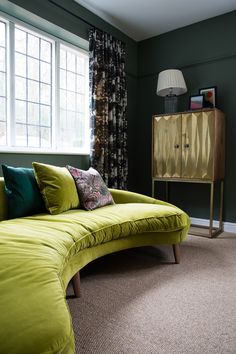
left=174, top=144, right=179, bottom=148
left=184, top=143, right=190, bottom=148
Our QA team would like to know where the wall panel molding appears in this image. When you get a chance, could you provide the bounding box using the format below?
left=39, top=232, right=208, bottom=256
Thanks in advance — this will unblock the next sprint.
left=138, top=52, right=236, bottom=79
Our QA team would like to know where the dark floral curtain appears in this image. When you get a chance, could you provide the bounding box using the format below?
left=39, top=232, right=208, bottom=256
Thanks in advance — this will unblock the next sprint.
left=89, top=28, right=128, bottom=189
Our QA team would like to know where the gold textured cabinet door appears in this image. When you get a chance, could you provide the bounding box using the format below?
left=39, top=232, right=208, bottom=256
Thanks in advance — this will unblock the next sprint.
left=153, top=115, right=182, bottom=178
left=181, top=111, right=214, bottom=179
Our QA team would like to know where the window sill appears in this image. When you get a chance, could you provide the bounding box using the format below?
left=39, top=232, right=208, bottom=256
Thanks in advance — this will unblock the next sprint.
left=0, top=147, right=90, bottom=155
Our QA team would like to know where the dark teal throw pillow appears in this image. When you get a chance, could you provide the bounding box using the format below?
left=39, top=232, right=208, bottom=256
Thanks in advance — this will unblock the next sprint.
left=2, top=164, right=46, bottom=219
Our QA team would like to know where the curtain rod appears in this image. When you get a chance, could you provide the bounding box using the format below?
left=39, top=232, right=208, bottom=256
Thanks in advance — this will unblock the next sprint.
left=48, top=0, right=95, bottom=28
left=48, top=0, right=126, bottom=44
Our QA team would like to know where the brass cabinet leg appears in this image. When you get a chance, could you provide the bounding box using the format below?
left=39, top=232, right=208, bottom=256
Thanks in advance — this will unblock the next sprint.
left=72, top=271, right=81, bottom=298
left=209, top=182, right=214, bottom=238
left=173, top=244, right=180, bottom=264
left=208, top=180, right=224, bottom=238
left=219, top=180, right=224, bottom=232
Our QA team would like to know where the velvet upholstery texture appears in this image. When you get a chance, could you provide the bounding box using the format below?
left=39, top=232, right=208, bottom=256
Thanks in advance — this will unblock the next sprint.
left=67, top=166, right=114, bottom=210
left=0, top=177, right=190, bottom=354
left=32, top=162, right=79, bottom=214
left=2, top=164, right=45, bottom=219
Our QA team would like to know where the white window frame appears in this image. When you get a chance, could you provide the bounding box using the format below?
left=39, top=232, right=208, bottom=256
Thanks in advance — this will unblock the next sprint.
left=0, top=18, right=8, bottom=146
left=0, top=11, right=89, bottom=155
left=57, top=40, right=90, bottom=154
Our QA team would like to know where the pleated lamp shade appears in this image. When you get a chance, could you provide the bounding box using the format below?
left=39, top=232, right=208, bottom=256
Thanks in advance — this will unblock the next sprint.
left=156, top=69, right=187, bottom=97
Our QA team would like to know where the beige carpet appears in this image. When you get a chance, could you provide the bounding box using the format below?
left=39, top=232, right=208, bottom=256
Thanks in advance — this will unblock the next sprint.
left=67, top=232, right=236, bottom=354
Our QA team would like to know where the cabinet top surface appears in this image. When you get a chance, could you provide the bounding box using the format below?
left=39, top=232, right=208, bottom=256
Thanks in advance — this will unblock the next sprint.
left=153, top=108, right=223, bottom=118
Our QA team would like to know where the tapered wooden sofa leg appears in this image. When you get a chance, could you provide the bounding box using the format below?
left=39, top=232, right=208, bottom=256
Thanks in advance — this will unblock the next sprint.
left=72, top=271, right=81, bottom=298
left=173, top=244, right=180, bottom=264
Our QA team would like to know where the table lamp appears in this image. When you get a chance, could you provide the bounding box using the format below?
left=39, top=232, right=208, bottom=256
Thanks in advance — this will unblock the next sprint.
left=156, top=69, right=187, bottom=113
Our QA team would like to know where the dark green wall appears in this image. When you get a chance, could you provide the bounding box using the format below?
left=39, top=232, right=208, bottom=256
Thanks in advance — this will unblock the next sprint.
left=137, top=11, right=236, bottom=222
left=0, top=0, right=138, bottom=186
left=0, top=153, right=89, bottom=169
left=1, top=1, right=235, bottom=222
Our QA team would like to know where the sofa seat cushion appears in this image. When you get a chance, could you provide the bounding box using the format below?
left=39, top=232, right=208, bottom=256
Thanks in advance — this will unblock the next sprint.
left=61, top=202, right=188, bottom=250
left=0, top=203, right=188, bottom=258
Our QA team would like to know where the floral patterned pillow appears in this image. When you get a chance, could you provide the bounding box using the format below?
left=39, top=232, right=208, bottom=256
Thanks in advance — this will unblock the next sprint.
left=66, top=166, right=114, bottom=211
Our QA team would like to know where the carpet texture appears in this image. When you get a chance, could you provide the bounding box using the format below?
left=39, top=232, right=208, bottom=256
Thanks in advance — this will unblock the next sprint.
left=67, top=233, right=236, bottom=354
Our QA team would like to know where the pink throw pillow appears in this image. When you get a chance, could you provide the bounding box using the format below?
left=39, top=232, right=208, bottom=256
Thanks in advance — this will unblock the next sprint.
left=66, top=166, right=114, bottom=211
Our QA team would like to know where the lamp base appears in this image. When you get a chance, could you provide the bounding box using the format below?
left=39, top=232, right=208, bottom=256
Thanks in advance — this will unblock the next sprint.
left=164, top=95, right=178, bottom=113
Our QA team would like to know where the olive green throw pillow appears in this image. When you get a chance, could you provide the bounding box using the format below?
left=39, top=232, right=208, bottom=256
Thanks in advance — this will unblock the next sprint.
left=2, top=164, right=46, bottom=219
left=32, top=162, right=79, bottom=214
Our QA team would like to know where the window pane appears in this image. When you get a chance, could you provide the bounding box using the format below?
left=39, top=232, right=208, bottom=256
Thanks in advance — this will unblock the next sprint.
left=15, top=100, right=26, bottom=123
left=13, top=26, right=53, bottom=149
left=0, top=23, right=6, bottom=142
left=60, top=109, right=67, bottom=132
left=0, top=47, right=6, bottom=72
left=28, top=57, right=39, bottom=81
left=76, top=113, right=85, bottom=148
left=3, top=19, right=88, bottom=152
left=60, top=69, right=66, bottom=89
left=59, top=45, right=89, bottom=151
left=40, top=83, right=51, bottom=105
left=0, top=72, right=5, bottom=96
left=60, top=90, right=66, bottom=108
left=28, top=80, right=39, bottom=102
left=28, top=125, right=39, bottom=147
left=40, top=62, right=51, bottom=83
left=28, top=102, right=39, bottom=125
left=15, top=53, right=26, bottom=77
left=40, top=40, right=51, bottom=62
left=40, top=105, right=51, bottom=127
left=15, top=123, right=27, bottom=146
left=28, top=34, right=39, bottom=58
left=15, top=77, right=26, bottom=100
left=67, top=71, right=76, bottom=91
left=0, top=97, right=6, bottom=121
left=40, top=127, right=51, bottom=147
left=76, top=57, right=85, bottom=75
left=0, top=22, right=5, bottom=47
left=76, top=75, right=85, bottom=93
left=76, top=94, right=85, bottom=112
left=60, top=49, right=66, bottom=69
left=67, top=52, right=75, bottom=72
left=67, top=91, right=76, bottom=111
left=68, top=111, right=76, bottom=126
left=0, top=121, right=6, bottom=145
left=61, top=113, right=84, bottom=148
left=15, top=28, right=26, bottom=53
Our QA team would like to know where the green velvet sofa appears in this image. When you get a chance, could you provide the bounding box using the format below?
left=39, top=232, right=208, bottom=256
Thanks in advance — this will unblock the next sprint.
left=0, top=176, right=190, bottom=354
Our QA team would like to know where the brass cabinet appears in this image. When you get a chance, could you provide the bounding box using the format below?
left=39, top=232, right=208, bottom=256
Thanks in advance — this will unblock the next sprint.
left=152, top=109, right=225, bottom=237
left=152, top=109, right=225, bottom=181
